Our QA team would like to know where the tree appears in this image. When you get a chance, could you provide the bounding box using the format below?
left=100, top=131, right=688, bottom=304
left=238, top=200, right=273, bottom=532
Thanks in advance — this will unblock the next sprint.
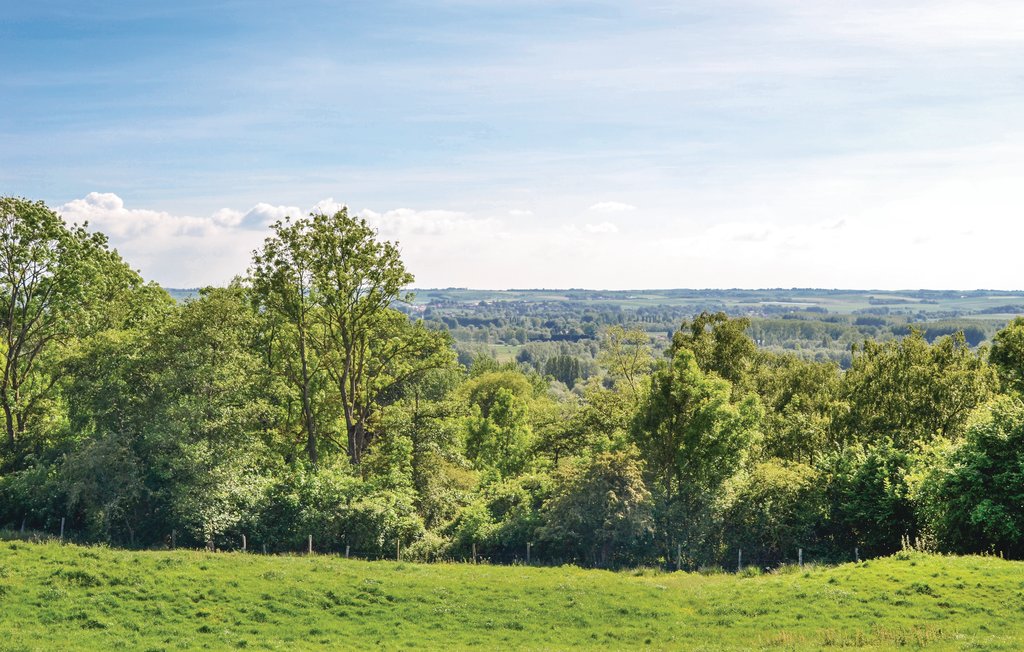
left=823, top=443, right=918, bottom=557
left=0, top=197, right=147, bottom=463
left=61, top=284, right=278, bottom=547
left=632, top=346, right=761, bottom=564
left=251, top=218, right=325, bottom=465
left=989, top=317, right=1024, bottom=396
left=749, top=352, right=840, bottom=462
left=539, top=447, right=655, bottom=567
left=919, top=397, right=1024, bottom=557
left=599, top=325, right=653, bottom=398
left=544, top=354, right=582, bottom=388
left=720, top=460, right=824, bottom=566
left=465, top=388, right=532, bottom=477
left=672, top=311, right=757, bottom=388
left=251, top=208, right=455, bottom=465
left=838, top=331, right=996, bottom=448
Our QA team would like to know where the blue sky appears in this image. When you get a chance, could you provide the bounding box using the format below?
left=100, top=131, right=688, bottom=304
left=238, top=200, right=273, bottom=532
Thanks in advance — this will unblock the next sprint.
left=3, top=1, right=1024, bottom=289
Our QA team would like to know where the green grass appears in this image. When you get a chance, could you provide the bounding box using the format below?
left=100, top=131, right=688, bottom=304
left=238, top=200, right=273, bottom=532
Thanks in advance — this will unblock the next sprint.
left=1, top=541, right=1023, bottom=650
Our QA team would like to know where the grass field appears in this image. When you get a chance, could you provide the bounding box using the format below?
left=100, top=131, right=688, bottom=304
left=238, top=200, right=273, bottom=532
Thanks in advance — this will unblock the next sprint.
left=1, top=540, right=1022, bottom=650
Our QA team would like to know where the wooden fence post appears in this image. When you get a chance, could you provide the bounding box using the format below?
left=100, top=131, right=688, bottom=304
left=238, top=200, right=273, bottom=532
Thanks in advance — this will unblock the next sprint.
left=855, top=546, right=859, bottom=562
left=472, top=543, right=477, bottom=565
left=60, top=517, right=65, bottom=542
left=242, top=534, right=247, bottom=552
left=345, top=545, right=350, bottom=559
left=798, top=548, right=803, bottom=568
left=397, top=540, right=401, bottom=561
left=308, top=535, right=313, bottom=555
left=526, top=542, right=531, bottom=565
left=738, top=548, right=742, bottom=572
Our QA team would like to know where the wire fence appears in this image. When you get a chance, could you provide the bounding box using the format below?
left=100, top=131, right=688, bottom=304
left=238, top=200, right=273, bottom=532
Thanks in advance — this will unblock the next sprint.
left=1, top=520, right=892, bottom=572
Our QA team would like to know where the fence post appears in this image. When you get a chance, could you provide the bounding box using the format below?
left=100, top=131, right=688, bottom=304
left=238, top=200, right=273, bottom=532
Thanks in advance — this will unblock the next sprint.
left=308, top=535, right=313, bottom=555
left=345, top=545, right=350, bottom=559
left=676, top=543, right=682, bottom=571
left=472, top=543, right=477, bottom=565
left=262, top=544, right=267, bottom=555
left=397, top=540, right=401, bottom=561
left=526, top=542, right=531, bottom=565
left=855, top=546, right=859, bottom=562
left=242, top=534, right=247, bottom=552
left=798, top=548, right=803, bottom=568
left=738, top=548, right=742, bottom=572
left=20, top=518, right=25, bottom=534
left=171, top=529, right=177, bottom=550
left=60, top=517, right=65, bottom=542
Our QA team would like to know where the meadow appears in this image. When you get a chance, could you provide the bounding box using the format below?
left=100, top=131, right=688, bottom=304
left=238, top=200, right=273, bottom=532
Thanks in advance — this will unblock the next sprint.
left=1, top=539, right=1022, bottom=651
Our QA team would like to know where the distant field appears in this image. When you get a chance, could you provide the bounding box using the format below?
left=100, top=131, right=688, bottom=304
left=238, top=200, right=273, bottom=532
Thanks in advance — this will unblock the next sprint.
left=2, top=540, right=1023, bottom=650
left=410, top=287, right=1024, bottom=316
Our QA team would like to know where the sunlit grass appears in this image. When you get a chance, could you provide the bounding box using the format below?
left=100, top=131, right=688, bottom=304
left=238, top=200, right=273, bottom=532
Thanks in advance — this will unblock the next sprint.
left=1, top=540, right=1022, bottom=650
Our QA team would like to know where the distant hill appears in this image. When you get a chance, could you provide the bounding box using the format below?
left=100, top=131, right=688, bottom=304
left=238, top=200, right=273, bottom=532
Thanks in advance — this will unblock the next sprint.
left=162, top=287, right=200, bottom=302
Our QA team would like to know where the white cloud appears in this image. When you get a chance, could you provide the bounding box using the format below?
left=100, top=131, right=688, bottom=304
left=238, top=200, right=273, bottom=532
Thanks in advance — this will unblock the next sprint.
left=584, top=221, right=619, bottom=234
left=60, top=192, right=217, bottom=239
left=358, top=208, right=499, bottom=239
left=57, top=193, right=298, bottom=287
left=588, top=201, right=637, bottom=213
left=53, top=134, right=1024, bottom=294
left=239, top=202, right=300, bottom=230
left=312, top=197, right=346, bottom=215
left=508, top=209, right=534, bottom=217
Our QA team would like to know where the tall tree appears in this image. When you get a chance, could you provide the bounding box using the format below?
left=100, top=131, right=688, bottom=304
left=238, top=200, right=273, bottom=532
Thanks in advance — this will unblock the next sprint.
left=251, top=218, right=324, bottom=464
left=251, top=208, right=454, bottom=465
left=632, top=346, right=761, bottom=564
left=0, top=197, right=144, bottom=462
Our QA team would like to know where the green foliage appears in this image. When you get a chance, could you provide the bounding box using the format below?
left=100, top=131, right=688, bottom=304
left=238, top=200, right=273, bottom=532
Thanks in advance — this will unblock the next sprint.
left=248, top=461, right=424, bottom=556
left=3, top=196, right=1024, bottom=572
left=823, top=443, right=918, bottom=557
left=919, top=397, right=1024, bottom=556
left=251, top=208, right=455, bottom=465
left=990, top=317, right=1024, bottom=396
left=599, top=326, right=653, bottom=397
left=447, top=473, right=551, bottom=562
left=544, top=353, right=583, bottom=387
left=838, top=331, right=996, bottom=447
left=539, top=448, right=655, bottom=567
left=719, top=460, right=824, bottom=566
left=673, top=311, right=758, bottom=387
left=749, top=352, right=840, bottom=462
left=465, top=388, right=532, bottom=477
left=633, top=346, right=762, bottom=562
left=0, top=196, right=152, bottom=464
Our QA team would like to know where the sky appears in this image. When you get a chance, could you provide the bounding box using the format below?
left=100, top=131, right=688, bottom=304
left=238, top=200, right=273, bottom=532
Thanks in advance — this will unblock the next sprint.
left=2, top=0, right=1023, bottom=290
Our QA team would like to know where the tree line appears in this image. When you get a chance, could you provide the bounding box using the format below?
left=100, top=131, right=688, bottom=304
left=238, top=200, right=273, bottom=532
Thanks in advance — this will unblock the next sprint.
left=2, top=196, right=1024, bottom=569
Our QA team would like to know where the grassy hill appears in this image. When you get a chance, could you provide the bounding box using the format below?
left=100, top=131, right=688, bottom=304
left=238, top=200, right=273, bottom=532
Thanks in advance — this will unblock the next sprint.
left=1, top=540, right=1022, bottom=650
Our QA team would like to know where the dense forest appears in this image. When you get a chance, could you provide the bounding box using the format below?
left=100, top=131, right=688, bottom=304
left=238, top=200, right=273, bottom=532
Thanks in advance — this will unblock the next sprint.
left=3, top=196, right=1024, bottom=570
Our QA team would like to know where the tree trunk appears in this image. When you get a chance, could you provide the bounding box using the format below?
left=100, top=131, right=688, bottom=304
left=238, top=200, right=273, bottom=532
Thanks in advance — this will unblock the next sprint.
left=297, top=323, right=317, bottom=465
left=1, top=398, right=14, bottom=450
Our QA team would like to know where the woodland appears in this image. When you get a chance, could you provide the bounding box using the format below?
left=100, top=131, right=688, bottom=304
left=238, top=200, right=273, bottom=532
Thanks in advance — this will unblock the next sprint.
left=3, top=196, right=1024, bottom=570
